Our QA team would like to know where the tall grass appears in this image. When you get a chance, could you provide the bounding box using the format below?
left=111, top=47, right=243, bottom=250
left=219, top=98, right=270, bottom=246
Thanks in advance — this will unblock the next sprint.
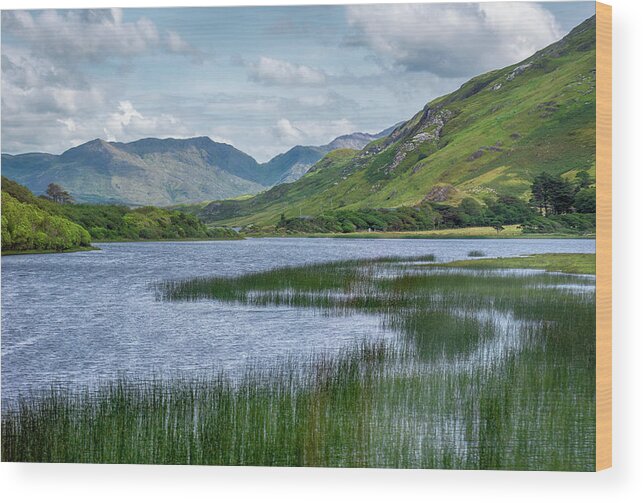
left=3, top=254, right=595, bottom=470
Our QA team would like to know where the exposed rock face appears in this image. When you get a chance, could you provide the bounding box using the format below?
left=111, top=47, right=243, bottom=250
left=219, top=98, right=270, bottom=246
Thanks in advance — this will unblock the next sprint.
left=467, top=149, right=485, bottom=161
left=263, top=125, right=401, bottom=184
left=506, top=63, right=532, bottom=81
left=387, top=142, right=417, bottom=173
left=412, top=132, right=432, bottom=143
left=423, top=185, right=455, bottom=203
left=384, top=108, right=452, bottom=174
left=535, top=101, right=560, bottom=118
left=467, top=141, right=504, bottom=161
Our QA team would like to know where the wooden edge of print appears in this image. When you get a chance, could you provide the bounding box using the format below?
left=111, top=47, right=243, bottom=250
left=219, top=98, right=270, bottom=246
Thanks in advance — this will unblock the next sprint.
left=596, top=1, right=612, bottom=472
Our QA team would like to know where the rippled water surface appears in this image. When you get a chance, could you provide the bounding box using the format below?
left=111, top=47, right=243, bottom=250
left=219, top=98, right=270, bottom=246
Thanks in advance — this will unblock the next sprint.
left=1, top=238, right=595, bottom=399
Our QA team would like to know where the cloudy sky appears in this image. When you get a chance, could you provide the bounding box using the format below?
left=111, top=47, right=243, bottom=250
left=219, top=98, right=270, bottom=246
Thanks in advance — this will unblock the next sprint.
left=1, top=2, right=594, bottom=161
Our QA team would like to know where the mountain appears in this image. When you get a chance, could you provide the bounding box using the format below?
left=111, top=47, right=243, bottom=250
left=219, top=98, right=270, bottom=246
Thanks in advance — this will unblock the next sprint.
left=2, top=137, right=266, bottom=206
left=2, top=127, right=396, bottom=206
left=198, top=16, right=597, bottom=227
left=259, top=125, right=402, bottom=185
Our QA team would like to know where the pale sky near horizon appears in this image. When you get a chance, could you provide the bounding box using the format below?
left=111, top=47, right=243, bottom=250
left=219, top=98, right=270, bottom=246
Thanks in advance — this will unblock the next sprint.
left=1, top=1, right=595, bottom=162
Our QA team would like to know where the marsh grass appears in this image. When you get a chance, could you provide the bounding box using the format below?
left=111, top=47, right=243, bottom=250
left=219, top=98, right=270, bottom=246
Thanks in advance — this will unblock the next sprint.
left=3, top=253, right=596, bottom=470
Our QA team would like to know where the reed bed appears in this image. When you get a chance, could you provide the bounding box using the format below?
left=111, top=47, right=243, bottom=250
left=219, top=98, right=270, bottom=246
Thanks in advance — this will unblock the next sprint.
left=3, top=254, right=595, bottom=470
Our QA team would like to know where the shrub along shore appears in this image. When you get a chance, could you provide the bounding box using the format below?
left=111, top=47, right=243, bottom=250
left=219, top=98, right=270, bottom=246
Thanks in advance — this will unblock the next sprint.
left=1, top=177, right=239, bottom=254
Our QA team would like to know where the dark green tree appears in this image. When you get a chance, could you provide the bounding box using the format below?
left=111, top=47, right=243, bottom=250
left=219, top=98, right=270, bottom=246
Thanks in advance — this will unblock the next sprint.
left=550, top=178, right=577, bottom=215
left=574, top=187, right=596, bottom=213
left=574, top=170, right=593, bottom=189
left=459, top=197, right=484, bottom=225
left=45, top=183, right=74, bottom=204
left=530, top=172, right=576, bottom=216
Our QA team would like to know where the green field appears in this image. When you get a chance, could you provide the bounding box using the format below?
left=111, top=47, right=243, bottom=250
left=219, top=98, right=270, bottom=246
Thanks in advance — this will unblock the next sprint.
left=439, top=253, right=596, bottom=275
left=255, top=224, right=593, bottom=240
left=3, top=253, right=596, bottom=470
left=243, top=224, right=594, bottom=240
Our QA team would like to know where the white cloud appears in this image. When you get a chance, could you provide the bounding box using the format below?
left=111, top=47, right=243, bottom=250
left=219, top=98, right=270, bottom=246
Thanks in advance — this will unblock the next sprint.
left=166, top=31, right=191, bottom=53
left=1, top=10, right=200, bottom=153
left=275, top=118, right=305, bottom=143
left=273, top=117, right=356, bottom=146
left=1, top=9, right=198, bottom=64
left=1, top=49, right=105, bottom=119
left=346, top=2, right=563, bottom=77
left=103, top=101, right=187, bottom=141
left=248, top=57, right=327, bottom=86
left=56, top=118, right=78, bottom=132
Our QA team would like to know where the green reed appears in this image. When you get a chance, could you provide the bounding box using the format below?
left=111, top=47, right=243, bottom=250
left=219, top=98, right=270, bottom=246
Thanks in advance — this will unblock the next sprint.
left=3, top=254, right=596, bottom=470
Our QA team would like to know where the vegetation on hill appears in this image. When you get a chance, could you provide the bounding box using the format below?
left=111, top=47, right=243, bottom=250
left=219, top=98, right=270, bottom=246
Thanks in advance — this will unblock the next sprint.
left=1, top=177, right=237, bottom=253
left=1, top=192, right=92, bottom=254
left=262, top=170, right=595, bottom=236
left=1, top=128, right=394, bottom=206
left=196, top=16, right=597, bottom=233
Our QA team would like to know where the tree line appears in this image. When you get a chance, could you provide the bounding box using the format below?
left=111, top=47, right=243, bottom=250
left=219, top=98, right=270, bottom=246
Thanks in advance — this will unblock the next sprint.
left=2, top=192, right=91, bottom=253
left=1, top=177, right=237, bottom=253
left=275, top=170, right=595, bottom=235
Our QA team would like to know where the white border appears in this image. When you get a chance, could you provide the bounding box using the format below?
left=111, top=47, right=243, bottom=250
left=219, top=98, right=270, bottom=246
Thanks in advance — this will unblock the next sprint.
left=1, top=1, right=641, bottom=502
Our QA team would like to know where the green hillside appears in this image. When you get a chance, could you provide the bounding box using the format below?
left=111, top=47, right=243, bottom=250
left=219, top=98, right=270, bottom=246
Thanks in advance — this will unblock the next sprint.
left=1, top=177, right=237, bottom=253
left=2, top=185, right=92, bottom=254
left=2, top=130, right=395, bottom=206
left=200, top=16, right=596, bottom=228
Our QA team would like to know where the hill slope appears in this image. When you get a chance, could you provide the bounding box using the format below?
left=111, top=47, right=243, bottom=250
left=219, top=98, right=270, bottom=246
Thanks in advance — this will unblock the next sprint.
left=1, top=177, right=236, bottom=246
left=1, top=179, right=92, bottom=253
left=2, top=137, right=266, bottom=206
left=2, top=128, right=397, bottom=206
left=258, top=125, right=401, bottom=185
left=200, top=16, right=597, bottom=227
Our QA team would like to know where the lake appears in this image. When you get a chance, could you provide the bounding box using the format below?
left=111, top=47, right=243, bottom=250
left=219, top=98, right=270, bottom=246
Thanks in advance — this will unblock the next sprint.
left=1, top=238, right=595, bottom=401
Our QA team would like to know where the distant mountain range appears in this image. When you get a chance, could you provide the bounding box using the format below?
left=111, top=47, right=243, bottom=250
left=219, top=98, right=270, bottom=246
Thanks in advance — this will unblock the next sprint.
left=1, top=127, right=396, bottom=206
left=2, top=15, right=596, bottom=219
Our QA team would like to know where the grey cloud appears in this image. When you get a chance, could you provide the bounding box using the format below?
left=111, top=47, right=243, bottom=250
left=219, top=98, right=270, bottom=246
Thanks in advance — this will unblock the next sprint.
left=1, top=9, right=200, bottom=65
left=345, top=2, right=563, bottom=78
left=247, top=57, right=327, bottom=86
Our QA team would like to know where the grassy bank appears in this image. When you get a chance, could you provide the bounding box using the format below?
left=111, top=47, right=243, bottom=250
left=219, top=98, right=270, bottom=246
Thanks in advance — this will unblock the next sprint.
left=3, top=254, right=596, bottom=470
left=438, top=253, right=596, bottom=275
left=243, top=224, right=594, bottom=240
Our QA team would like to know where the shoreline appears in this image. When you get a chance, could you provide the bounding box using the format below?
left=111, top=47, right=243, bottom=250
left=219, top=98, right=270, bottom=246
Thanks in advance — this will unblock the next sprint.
left=2, top=236, right=243, bottom=255
left=92, top=236, right=243, bottom=244
left=2, top=245, right=99, bottom=256
left=242, top=226, right=596, bottom=240
left=2, top=232, right=594, bottom=256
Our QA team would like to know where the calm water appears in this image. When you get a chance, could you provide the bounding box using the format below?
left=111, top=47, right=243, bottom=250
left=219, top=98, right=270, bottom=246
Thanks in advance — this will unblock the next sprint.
left=1, top=238, right=595, bottom=400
